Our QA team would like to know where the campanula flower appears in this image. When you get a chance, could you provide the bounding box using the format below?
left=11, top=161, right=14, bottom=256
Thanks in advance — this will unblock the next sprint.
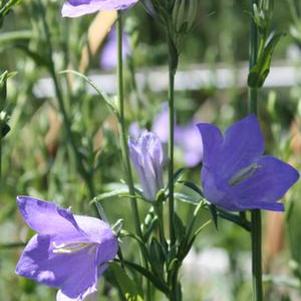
left=15, top=196, right=118, bottom=301
left=197, top=115, right=299, bottom=212
left=62, top=0, right=139, bottom=18
left=174, top=122, right=203, bottom=167
left=129, top=130, right=164, bottom=201
left=99, top=27, right=130, bottom=70
left=152, top=103, right=203, bottom=167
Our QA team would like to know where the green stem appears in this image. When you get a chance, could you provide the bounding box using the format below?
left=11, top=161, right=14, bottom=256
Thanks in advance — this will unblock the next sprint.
left=249, top=1, right=263, bottom=301
left=116, top=12, right=152, bottom=301
left=116, top=11, right=142, bottom=238
left=167, top=40, right=177, bottom=246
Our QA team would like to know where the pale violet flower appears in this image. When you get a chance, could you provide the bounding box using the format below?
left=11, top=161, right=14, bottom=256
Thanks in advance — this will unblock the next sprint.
left=62, top=0, right=139, bottom=18
left=15, top=196, right=118, bottom=301
left=128, top=131, right=164, bottom=201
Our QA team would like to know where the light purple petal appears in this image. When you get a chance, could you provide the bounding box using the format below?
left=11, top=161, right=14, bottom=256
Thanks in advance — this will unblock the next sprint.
left=15, top=235, right=98, bottom=294
left=229, top=156, right=300, bottom=211
left=129, top=130, right=164, bottom=201
left=74, top=215, right=118, bottom=246
left=196, top=123, right=223, bottom=167
left=17, top=196, right=80, bottom=235
left=56, top=286, right=97, bottom=301
left=62, top=0, right=138, bottom=18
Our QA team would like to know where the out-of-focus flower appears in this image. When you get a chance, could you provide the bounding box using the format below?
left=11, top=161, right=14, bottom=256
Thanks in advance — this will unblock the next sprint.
left=15, top=196, right=118, bottom=301
left=174, top=123, right=203, bottom=168
left=99, top=27, right=130, bottom=70
left=152, top=103, right=170, bottom=143
left=151, top=103, right=203, bottom=167
left=197, top=115, right=300, bottom=212
left=129, top=131, right=164, bottom=201
left=62, top=0, right=139, bottom=18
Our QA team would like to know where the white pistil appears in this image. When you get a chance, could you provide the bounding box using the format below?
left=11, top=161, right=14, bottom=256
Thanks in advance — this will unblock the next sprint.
left=228, top=163, right=261, bottom=186
left=52, top=242, right=93, bottom=254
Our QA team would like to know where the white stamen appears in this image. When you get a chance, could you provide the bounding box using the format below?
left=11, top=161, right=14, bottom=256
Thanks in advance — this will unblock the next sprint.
left=52, top=242, right=93, bottom=254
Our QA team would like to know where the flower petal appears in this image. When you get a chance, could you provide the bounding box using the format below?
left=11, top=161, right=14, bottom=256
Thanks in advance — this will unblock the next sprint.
left=196, top=123, right=223, bottom=167
left=57, top=287, right=97, bottom=301
left=16, top=234, right=99, bottom=299
left=17, top=196, right=80, bottom=235
left=62, top=0, right=138, bottom=18
left=74, top=215, right=118, bottom=248
left=219, top=115, right=264, bottom=179
left=230, top=155, right=299, bottom=211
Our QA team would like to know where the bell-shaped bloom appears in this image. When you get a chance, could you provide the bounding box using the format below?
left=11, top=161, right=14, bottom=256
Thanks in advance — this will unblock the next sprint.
left=62, top=0, right=139, bottom=18
left=15, top=196, right=118, bottom=301
left=129, top=131, right=164, bottom=201
left=197, top=115, right=299, bottom=212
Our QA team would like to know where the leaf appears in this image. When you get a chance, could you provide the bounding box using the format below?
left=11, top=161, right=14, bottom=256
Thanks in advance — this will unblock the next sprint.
left=148, top=237, right=165, bottom=276
left=178, top=180, right=204, bottom=197
left=15, top=44, right=50, bottom=68
left=110, top=263, right=144, bottom=301
left=174, top=192, right=200, bottom=205
left=173, top=213, right=186, bottom=242
left=91, top=188, right=130, bottom=203
left=248, top=32, right=284, bottom=88
left=59, top=70, right=118, bottom=115
left=121, top=260, right=169, bottom=296
left=209, top=204, right=218, bottom=230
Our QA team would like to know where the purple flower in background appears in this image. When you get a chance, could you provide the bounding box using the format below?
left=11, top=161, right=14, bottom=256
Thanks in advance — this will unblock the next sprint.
left=62, top=0, right=138, bottom=18
left=174, top=123, right=203, bottom=168
left=197, top=115, right=299, bottom=212
left=152, top=103, right=169, bottom=143
left=151, top=103, right=203, bottom=167
left=15, top=196, right=118, bottom=301
left=100, top=27, right=130, bottom=71
left=129, top=131, right=164, bottom=201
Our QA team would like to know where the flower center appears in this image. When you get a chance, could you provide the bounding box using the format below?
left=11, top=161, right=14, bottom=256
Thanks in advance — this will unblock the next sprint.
left=52, top=242, right=94, bottom=254
left=228, top=163, right=261, bottom=186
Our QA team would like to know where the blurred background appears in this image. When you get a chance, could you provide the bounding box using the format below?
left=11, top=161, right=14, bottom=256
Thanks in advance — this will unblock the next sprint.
left=0, top=0, right=301, bottom=300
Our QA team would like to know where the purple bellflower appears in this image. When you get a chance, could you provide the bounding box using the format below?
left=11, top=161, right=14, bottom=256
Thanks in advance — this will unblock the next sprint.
left=99, top=27, right=130, bottom=71
left=129, top=130, right=164, bottom=201
left=15, top=196, right=118, bottom=301
left=197, top=115, right=299, bottom=212
left=174, top=123, right=203, bottom=168
left=62, top=0, right=138, bottom=18
left=152, top=103, right=203, bottom=167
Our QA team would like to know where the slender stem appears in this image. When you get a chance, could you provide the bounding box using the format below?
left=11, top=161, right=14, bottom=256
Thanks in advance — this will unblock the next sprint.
left=117, top=13, right=153, bottom=301
left=116, top=11, right=142, bottom=238
left=168, top=41, right=176, bottom=246
left=249, top=1, right=263, bottom=301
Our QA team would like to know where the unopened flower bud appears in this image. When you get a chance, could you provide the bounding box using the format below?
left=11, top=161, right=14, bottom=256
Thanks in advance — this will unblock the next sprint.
left=172, top=0, right=198, bottom=34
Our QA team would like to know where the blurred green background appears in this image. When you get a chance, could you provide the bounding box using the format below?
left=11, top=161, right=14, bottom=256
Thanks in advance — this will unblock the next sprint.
left=0, top=0, right=301, bottom=300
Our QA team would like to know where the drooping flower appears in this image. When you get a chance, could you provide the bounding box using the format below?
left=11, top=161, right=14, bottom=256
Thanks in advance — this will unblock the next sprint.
left=15, top=196, right=118, bottom=301
left=197, top=115, right=299, bottom=212
left=151, top=103, right=203, bottom=167
left=62, top=0, right=139, bottom=18
left=128, top=130, right=164, bottom=201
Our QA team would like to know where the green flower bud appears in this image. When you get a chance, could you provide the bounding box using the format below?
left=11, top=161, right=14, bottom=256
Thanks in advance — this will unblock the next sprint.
left=172, top=0, right=198, bottom=34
